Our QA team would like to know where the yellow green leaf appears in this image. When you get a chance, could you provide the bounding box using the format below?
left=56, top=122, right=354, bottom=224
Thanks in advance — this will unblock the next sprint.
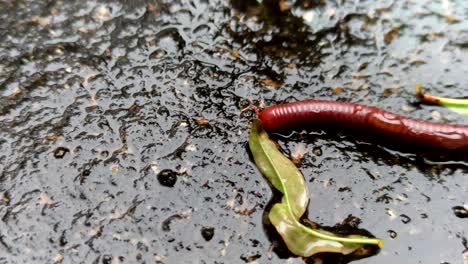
left=416, top=84, right=468, bottom=115
left=248, top=120, right=383, bottom=257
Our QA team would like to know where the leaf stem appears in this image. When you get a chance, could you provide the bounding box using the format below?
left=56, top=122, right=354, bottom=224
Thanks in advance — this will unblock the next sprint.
left=282, top=195, right=384, bottom=248
left=416, top=84, right=468, bottom=106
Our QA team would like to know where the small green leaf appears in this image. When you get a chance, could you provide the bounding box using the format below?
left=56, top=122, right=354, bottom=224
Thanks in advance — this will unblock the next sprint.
left=248, top=119, right=308, bottom=219
left=249, top=120, right=383, bottom=257
left=416, top=84, right=468, bottom=116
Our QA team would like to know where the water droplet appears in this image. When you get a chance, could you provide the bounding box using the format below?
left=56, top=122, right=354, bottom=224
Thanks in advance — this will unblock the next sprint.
left=338, top=187, right=352, bottom=192
left=400, top=214, right=411, bottom=224
left=201, top=226, right=214, bottom=241
left=100, top=150, right=109, bottom=158
left=102, top=254, right=112, bottom=264
left=54, top=147, right=69, bottom=159
left=157, top=169, right=178, bottom=187
left=387, top=230, right=397, bottom=239
left=452, top=206, right=468, bottom=218
left=312, top=147, right=322, bottom=156
left=149, top=49, right=167, bottom=60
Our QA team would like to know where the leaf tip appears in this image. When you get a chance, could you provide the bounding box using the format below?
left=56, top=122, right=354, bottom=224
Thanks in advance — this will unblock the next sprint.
left=377, top=239, right=384, bottom=248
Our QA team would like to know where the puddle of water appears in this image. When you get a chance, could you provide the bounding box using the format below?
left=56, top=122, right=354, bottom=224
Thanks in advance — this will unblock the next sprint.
left=0, top=0, right=467, bottom=263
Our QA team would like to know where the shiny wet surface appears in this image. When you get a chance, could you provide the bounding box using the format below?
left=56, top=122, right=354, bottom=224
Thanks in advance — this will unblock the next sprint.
left=0, top=0, right=467, bottom=263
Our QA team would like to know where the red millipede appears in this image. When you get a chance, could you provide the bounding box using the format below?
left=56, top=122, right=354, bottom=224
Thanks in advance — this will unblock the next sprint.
left=258, top=100, right=468, bottom=156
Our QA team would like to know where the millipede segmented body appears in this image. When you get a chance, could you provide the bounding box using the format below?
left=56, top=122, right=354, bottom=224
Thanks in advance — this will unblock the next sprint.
left=259, top=100, right=468, bottom=154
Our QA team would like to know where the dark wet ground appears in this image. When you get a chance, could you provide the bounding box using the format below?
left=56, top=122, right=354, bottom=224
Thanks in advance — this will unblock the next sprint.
left=1, top=0, right=467, bottom=263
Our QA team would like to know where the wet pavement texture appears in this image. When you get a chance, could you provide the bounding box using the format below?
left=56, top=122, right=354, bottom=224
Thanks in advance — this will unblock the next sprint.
left=0, top=0, right=467, bottom=263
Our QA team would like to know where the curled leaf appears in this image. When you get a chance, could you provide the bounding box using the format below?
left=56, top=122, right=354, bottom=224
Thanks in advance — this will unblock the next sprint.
left=248, top=120, right=383, bottom=257
left=416, top=84, right=468, bottom=116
